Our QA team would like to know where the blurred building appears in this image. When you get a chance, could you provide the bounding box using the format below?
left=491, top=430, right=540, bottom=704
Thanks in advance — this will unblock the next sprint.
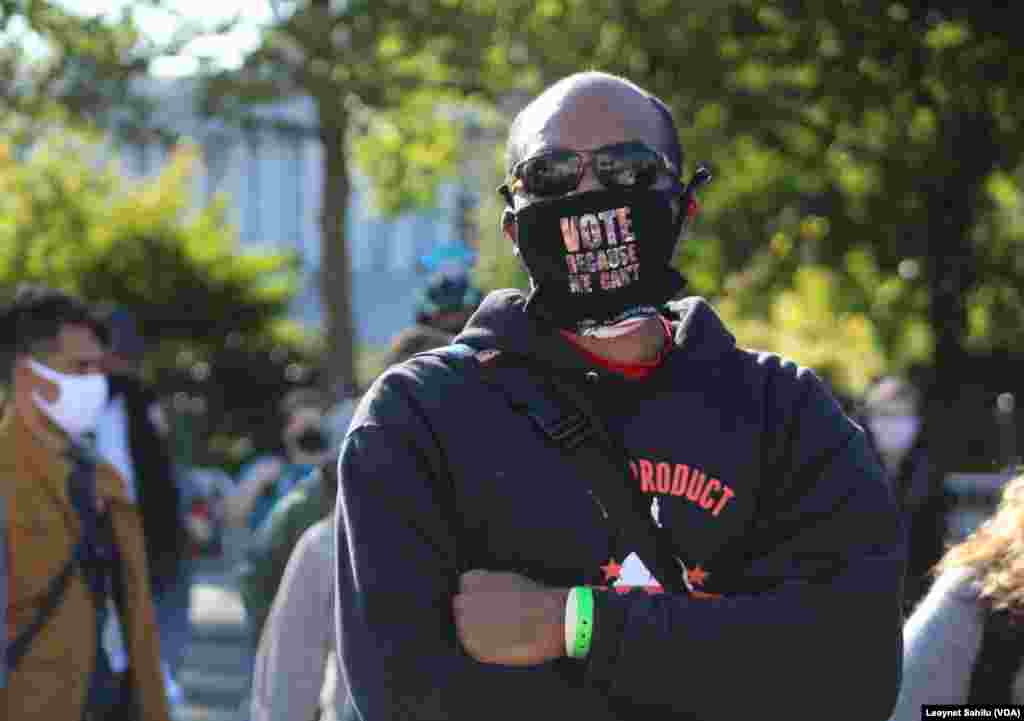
left=107, top=77, right=481, bottom=347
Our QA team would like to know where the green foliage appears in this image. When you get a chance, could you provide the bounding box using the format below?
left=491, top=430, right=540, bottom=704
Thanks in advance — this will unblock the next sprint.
left=717, top=265, right=885, bottom=396
left=351, top=90, right=466, bottom=215
left=0, top=132, right=302, bottom=349
left=473, top=134, right=529, bottom=293
left=0, top=130, right=312, bottom=467
left=1, top=1, right=137, bottom=121
left=0, top=1, right=208, bottom=137
left=468, top=0, right=1024, bottom=406
left=666, top=1, right=1024, bottom=362
left=202, top=0, right=513, bottom=398
left=204, top=0, right=501, bottom=214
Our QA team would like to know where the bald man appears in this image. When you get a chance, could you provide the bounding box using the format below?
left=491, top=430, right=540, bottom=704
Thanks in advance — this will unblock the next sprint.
left=334, top=72, right=905, bottom=720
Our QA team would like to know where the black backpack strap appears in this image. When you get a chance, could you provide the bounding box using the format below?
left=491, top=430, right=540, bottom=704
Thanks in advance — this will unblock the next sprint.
left=64, top=443, right=118, bottom=608
left=430, top=343, right=694, bottom=595
left=5, top=543, right=85, bottom=670
left=967, top=606, right=1024, bottom=704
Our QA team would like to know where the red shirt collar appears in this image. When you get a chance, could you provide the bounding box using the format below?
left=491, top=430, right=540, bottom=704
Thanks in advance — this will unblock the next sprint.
left=561, top=317, right=674, bottom=380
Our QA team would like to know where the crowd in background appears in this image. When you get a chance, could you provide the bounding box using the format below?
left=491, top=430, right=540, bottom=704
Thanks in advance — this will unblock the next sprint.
left=1, top=262, right=1021, bottom=720
left=0, top=265, right=480, bottom=721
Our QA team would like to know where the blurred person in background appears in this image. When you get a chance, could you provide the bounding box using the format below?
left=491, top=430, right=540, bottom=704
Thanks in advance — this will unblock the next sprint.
left=859, top=375, right=949, bottom=611
left=413, top=268, right=484, bottom=335
left=250, top=329, right=454, bottom=721
left=94, top=308, right=192, bottom=707
left=226, top=389, right=331, bottom=721
left=1, top=284, right=170, bottom=721
left=323, top=324, right=454, bottom=451
left=323, top=271, right=475, bottom=451
left=224, top=388, right=332, bottom=533
left=889, top=471, right=1024, bottom=715
left=249, top=459, right=348, bottom=721
left=245, top=327, right=452, bottom=642
left=238, top=462, right=336, bottom=644
left=323, top=385, right=360, bottom=455
left=385, top=323, right=459, bottom=365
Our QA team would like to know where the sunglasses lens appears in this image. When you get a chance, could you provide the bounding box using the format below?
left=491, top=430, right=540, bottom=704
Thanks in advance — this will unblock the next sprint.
left=515, top=144, right=667, bottom=197
left=596, top=144, right=661, bottom=188
left=519, top=152, right=582, bottom=197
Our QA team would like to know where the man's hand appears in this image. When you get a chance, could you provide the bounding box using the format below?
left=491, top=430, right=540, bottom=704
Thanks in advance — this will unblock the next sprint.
left=453, top=570, right=570, bottom=666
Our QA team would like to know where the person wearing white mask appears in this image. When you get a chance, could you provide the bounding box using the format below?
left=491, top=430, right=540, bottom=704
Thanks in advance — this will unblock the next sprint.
left=859, top=375, right=948, bottom=611
left=0, top=284, right=171, bottom=721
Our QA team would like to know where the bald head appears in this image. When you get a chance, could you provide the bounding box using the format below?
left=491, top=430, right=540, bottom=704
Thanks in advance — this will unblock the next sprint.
left=507, top=72, right=682, bottom=181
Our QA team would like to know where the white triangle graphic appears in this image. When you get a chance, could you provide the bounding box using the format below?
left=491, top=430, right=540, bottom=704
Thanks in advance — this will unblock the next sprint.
left=613, top=552, right=660, bottom=588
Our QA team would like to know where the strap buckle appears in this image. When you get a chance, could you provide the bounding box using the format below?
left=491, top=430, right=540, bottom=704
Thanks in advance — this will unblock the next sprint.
left=527, top=410, right=596, bottom=451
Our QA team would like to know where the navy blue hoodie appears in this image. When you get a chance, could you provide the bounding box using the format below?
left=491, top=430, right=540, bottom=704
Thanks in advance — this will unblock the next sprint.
left=335, top=289, right=905, bottom=720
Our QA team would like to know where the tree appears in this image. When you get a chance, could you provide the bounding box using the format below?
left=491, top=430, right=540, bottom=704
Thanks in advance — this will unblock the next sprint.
left=0, top=133, right=300, bottom=344
left=204, top=0, right=499, bottom=401
left=0, top=131, right=308, bottom=462
left=672, top=1, right=1024, bottom=473
left=473, top=0, right=1024, bottom=470
left=0, top=1, right=219, bottom=139
left=1, top=1, right=139, bottom=125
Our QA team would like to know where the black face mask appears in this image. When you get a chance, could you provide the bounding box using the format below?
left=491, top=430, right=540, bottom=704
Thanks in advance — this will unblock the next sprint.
left=513, top=188, right=687, bottom=333
left=295, top=427, right=329, bottom=455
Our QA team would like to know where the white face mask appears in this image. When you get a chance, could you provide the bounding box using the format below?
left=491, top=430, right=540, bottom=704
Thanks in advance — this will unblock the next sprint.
left=27, top=359, right=109, bottom=438
left=868, top=415, right=921, bottom=457
left=580, top=316, right=653, bottom=339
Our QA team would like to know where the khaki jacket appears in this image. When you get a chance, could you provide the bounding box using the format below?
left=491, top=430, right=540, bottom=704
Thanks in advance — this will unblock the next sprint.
left=0, top=408, right=170, bottom=721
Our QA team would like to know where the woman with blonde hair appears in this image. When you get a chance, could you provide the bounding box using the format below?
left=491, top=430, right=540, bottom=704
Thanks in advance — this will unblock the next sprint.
left=890, top=471, right=1024, bottom=717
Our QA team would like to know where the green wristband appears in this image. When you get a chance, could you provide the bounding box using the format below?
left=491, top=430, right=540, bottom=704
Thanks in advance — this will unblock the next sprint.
left=570, top=586, right=594, bottom=660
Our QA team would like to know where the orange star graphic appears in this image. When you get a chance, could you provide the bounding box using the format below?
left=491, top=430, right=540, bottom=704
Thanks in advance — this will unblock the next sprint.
left=688, top=565, right=709, bottom=587
left=600, top=558, right=622, bottom=583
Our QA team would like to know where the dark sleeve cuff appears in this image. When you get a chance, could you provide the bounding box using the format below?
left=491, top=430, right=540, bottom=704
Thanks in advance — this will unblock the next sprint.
left=583, top=588, right=629, bottom=688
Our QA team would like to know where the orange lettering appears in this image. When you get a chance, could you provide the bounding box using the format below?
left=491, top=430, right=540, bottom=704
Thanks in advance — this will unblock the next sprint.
left=670, top=464, right=689, bottom=496
left=686, top=471, right=705, bottom=502
left=712, top=486, right=735, bottom=517
left=656, top=463, right=672, bottom=494
left=700, top=478, right=722, bottom=510
left=639, top=459, right=655, bottom=493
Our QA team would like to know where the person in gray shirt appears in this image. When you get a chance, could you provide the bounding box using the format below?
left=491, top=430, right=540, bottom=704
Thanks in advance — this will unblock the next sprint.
left=891, top=471, right=1024, bottom=718
left=251, top=518, right=350, bottom=721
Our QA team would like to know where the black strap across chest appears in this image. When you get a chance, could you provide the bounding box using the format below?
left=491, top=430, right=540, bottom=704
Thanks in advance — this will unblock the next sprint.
left=430, top=343, right=694, bottom=595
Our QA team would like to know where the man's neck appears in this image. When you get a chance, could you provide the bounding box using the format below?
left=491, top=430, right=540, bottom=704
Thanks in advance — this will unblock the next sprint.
left=564, top=315, right=668, bottom=365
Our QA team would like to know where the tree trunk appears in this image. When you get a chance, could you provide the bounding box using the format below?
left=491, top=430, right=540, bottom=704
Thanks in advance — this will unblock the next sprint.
left=923, top=107, right=996, bottom=487
left=317, top=103, right=356, bottom=404
left=924, top=187, right=973, bottom=476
